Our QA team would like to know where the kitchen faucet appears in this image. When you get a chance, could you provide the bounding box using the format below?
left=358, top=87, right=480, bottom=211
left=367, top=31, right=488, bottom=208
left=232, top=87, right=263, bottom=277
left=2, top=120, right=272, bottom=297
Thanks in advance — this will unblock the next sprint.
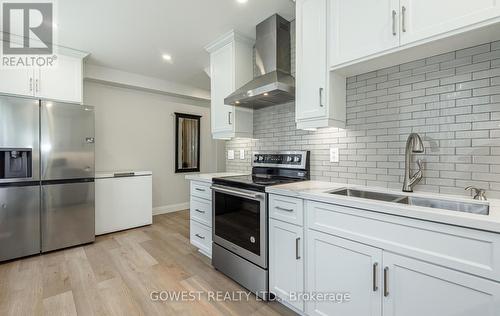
left=465, top=186, right=487, bottom=200
left=403, top=133, right=424, bottom=192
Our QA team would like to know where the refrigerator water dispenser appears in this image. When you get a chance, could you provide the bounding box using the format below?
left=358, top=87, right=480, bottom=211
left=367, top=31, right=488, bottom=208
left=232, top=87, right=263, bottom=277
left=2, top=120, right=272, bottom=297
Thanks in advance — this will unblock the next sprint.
left=0, top=149, right=32, bottom=179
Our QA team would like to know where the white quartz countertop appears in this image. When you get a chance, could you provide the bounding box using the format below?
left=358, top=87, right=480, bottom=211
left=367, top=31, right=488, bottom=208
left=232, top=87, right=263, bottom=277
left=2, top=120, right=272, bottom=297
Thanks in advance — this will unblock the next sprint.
left=185, top=172, right=248, bottom=184
left=266, top=181, right=500, bottom=234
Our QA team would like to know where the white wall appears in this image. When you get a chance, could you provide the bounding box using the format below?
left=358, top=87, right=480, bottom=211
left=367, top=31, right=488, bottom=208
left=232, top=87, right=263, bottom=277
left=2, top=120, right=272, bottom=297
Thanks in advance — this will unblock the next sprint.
left=84, top=81, right=224, bottom=213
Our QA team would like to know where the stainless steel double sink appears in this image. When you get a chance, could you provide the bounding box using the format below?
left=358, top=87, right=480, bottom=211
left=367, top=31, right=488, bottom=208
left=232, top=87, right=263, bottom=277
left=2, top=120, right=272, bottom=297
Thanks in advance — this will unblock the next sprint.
left=330, top=188, right=489, bottom=215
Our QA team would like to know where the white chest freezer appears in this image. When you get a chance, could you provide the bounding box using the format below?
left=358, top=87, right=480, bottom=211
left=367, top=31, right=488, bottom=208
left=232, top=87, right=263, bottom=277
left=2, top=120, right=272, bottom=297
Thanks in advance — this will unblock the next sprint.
left=95, top=171, right=152, bottom=235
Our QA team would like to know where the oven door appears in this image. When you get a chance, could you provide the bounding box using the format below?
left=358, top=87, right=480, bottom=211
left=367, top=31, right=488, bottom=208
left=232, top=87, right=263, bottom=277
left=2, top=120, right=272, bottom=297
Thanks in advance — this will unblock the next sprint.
left=212, top=185, right=267, bottom=268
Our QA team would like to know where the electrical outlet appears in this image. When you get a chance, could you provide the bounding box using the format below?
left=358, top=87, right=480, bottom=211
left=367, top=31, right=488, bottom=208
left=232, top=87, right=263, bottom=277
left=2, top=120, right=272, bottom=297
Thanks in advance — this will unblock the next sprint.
left=330, top=147, right=339, bottom=163
left=239, top=149, right=245, bottom=159
left=228, top=150, right=234, bottom=160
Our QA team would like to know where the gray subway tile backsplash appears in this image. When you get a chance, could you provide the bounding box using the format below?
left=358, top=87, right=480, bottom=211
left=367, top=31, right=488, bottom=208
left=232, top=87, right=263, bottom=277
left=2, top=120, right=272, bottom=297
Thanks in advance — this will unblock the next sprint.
left=226, top=41, right=500, bottom=198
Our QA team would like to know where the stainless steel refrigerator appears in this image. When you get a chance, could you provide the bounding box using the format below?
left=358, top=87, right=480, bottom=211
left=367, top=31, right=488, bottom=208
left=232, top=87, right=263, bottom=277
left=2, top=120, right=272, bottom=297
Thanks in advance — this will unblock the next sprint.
left=0, top=95, right=95, bottom=261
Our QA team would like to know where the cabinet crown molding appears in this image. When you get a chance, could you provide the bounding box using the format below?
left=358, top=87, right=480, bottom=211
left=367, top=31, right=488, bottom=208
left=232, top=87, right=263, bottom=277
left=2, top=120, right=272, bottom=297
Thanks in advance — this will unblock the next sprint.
left=1, top=33, right=90, bottom=59
left=204, top=30, right=255, bottom=53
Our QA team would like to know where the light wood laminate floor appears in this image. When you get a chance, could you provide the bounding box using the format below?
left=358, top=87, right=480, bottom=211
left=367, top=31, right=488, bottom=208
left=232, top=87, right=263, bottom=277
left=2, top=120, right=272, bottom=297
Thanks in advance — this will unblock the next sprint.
left=0, top=210, right=296, bottom=316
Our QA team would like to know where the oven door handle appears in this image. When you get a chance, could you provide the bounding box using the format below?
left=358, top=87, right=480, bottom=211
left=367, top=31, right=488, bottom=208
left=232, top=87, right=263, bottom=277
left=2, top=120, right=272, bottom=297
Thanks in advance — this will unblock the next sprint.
left=211, top=186, right=264, bottom=200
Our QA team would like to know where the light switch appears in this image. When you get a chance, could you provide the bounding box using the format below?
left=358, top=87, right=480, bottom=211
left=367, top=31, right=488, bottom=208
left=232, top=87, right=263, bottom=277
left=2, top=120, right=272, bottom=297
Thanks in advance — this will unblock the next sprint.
left=228, top=150, right=235, bottom=160
left=239, top=149, right=245, bottom=160
left=330, top=147, right=339, bottom=163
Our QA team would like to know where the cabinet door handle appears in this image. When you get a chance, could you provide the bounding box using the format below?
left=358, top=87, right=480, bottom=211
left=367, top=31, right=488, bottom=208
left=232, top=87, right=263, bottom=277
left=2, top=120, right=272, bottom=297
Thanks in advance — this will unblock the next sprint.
left=276, top=206, right=294, bottom=212
left=29, top=77, right=33, bottom=92
left=392, top=10, right=397, bottom=36
left=195, top=209, right=205, bottom=214
left=402, top=6, right=407, bottom=32
left=373, top=263, right=378, bottom=292
left=195, top=233, right=205, bottom=240
left=384, top=267, right=389, bottom=297
left=195, top=188, right=206, bottom=192
left=35, top=78, right=39, bottom=92
left=295, top=237, right=301, bottom=260
left=319, top=87, right=324, bottom=107
left=228, top=112, right=232, bottom=125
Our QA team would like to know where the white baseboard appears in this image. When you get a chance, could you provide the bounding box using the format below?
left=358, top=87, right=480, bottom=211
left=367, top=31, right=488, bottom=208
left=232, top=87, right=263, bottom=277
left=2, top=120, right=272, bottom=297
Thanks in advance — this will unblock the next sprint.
left=153, top=202, right=190, bottom=215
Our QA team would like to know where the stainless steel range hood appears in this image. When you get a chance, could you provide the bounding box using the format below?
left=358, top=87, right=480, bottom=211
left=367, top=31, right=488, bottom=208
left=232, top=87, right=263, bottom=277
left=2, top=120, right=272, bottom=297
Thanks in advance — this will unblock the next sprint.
left=224, top=14, right=295, bottom=108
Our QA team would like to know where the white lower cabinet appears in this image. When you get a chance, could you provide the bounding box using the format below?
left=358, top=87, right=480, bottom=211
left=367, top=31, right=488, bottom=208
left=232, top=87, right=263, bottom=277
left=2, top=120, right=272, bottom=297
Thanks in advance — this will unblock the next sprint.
left=190, top=196, right=212, bottom=227
left=268, top=194, right=500, bottom=316
left=269, top=219, right=304, bottom=312
left=190, top=220, right=212, bottom=256
left=188, top=180, right=212, bottom=257
left=306, top=230, right=382, bottom=316
left=382, top=252, right=500, bottom=316
left=305, top=230, right=500, bottom=316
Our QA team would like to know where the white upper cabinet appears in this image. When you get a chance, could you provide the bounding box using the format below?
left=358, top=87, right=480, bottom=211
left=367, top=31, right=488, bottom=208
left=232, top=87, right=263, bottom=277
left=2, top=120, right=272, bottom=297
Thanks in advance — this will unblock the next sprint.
left=296, top=0, right=327, bottom=121
left=0, top=68, right=34, bottom=97
left=205, top=31, right=254, bottom=139
left=37, top=54, right=83, bottom=104
left=329, top=0, right=500, bottom=70
left=0, top=48, right=86, bottom=104
left=400, top=0, right=500, bottom=45
left=210, top=43, right=234, bottom=136
left=330, top=0, right=400, bottom=66
left=383, top=252, right=500, bottom=316
left=296, top=0, right=346, bottom=130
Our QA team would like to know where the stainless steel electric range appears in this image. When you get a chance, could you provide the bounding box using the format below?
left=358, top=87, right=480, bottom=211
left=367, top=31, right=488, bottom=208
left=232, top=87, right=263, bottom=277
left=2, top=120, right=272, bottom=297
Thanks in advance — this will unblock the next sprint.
left=211, top=151, right=310, bottom=299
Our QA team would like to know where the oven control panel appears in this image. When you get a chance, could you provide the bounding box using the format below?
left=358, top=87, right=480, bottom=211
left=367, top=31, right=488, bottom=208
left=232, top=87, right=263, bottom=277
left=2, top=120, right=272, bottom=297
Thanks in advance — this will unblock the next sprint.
left=252, top=151, right=308, bottom=169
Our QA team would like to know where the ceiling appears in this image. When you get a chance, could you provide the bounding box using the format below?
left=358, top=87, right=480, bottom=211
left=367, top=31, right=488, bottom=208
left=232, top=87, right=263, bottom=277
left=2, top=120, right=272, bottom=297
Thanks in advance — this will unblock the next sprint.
left=57, top=0, right=295, bottom=92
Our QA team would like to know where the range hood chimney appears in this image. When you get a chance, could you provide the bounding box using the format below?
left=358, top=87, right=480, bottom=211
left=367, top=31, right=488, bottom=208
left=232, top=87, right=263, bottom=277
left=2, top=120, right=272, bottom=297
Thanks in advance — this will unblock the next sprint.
left=224, top=14, right=295, bottom=108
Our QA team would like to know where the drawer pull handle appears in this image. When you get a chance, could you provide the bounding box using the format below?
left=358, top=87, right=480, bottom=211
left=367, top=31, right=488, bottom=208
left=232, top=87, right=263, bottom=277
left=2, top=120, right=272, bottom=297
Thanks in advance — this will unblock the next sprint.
left=373, top=262, right=378, bottom=292
left=276, top=206, right=294, bottom=212
left=384, top=267, right=389, bottom=297
left=195, top=209, right=205, bottom=214
left=195, top=234, right=205, bottom=240
left=295, top=237, right=301, bottom=260
left=195, top=188, right=206, bottom=192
